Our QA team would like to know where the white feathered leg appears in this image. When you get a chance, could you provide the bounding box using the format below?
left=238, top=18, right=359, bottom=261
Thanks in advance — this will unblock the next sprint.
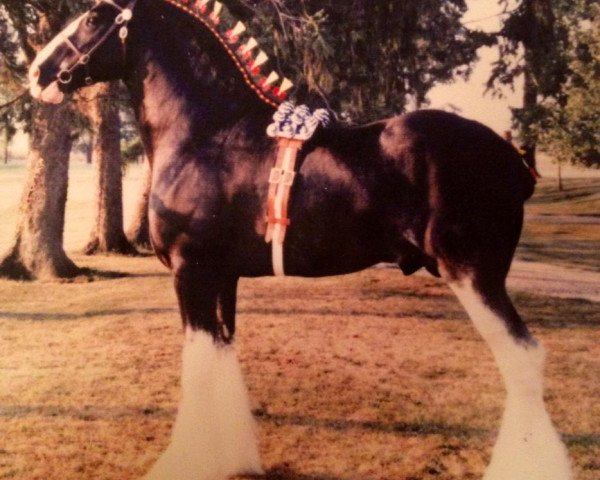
left=449, top=280, right=572, bottom=480
left=144, top=329, right=263, bottom=480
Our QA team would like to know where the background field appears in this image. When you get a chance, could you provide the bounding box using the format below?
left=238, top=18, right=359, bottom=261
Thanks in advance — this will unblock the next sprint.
left=0, top=159, right=599, bottom=480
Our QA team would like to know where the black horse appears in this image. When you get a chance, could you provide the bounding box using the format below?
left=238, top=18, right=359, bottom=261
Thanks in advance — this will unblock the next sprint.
left=28, top=1, right=572, bottom=479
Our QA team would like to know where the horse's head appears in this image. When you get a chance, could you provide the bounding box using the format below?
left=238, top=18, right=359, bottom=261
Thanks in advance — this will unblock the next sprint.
left=29, top=0, right=138, bottom=103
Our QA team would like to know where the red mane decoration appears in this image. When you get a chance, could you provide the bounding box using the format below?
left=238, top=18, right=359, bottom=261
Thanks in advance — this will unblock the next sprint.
left=162, top=0, right=294, bottom=107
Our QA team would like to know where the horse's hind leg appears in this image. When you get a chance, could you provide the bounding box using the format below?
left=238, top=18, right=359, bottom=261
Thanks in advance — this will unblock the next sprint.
left=145, top=264, right=262, bottom=480
left=447, top=273, right=572, bottom=480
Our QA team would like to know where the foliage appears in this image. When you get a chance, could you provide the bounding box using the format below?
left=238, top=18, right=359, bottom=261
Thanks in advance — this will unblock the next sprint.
left=0, top=0, right=494, bottom=150
left=233, top=0, right=490, bottom=121
left=0, top=0, right=92, bottom=130
left=490, top=0, right=600, bottom=167
left=490, top=0, right=569, bottom=98
left=0, top=4, right=28, bottom=143
left=121, top=136, right=144, bottom=164
left=538, top=3, right=600, bottom=167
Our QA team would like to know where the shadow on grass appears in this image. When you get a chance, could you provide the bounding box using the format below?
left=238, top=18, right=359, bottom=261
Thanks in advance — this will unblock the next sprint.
left=514, top=292, right=600, bottom=329
left=74, top=267, right=131, bottom=281
left=71, top=267, right=170, bottom=281
left=0, top=404, right=176, bottom=421
left=260, top=466, right=344, bottom=480
left=0, top=307, right=177, bottom=321
left=238, top=467, right=344, bottom=480
left=516, top=241, right=600, bottom=272
left=240, top=305, right=465, bottom=321
left=253, top=410, right=489, bottom=440
left=565, top=433, right=600, bottom=448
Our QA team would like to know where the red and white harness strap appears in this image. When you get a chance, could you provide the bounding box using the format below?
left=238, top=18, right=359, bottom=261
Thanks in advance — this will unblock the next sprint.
left=265, top=102, right=330, bottom=276
left=265, top=138, right=303, bottom=276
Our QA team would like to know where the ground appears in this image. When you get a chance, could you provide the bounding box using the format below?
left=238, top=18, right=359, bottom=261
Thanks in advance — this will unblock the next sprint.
left=0, top=160, right=598, bottom=480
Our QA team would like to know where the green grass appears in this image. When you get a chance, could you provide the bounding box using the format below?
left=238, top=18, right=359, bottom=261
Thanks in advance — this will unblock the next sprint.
left=526, top=177, right=600, bottom=215
left=517, top=177, right=600, bottom=271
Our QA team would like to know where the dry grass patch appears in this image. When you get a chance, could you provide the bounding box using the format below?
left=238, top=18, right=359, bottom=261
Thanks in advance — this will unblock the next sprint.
left=1, top=164, right=598, bottom=479
left=1, top=258, right=598, bottom=480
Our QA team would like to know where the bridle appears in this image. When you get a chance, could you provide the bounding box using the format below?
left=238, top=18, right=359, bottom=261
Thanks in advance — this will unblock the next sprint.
left=57, top=0, right=138, bottom=86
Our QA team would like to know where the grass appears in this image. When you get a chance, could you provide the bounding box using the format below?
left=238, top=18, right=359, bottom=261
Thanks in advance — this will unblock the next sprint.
left=516, top=177, right=600, bottom=271
left=0, top=261, right=598, bottom=480
left=526, top=177, right=600, bottom=215
left=0, top=161, right=599, bottom=479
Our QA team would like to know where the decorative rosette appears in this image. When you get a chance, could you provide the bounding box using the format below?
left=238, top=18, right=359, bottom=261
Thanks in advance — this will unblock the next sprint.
left=267, top=101, right=331, bottom=140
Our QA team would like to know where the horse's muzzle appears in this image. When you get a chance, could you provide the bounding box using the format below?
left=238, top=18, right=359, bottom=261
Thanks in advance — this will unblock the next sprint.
left=28, top=65, right=65, bottom=104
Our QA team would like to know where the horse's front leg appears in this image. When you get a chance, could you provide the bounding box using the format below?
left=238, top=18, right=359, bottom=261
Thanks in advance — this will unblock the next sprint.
left=144, top=264, right=262, bottom=480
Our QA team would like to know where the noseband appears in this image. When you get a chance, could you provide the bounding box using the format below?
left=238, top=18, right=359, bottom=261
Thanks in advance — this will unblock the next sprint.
left=57, top=0, right=138, bottom=86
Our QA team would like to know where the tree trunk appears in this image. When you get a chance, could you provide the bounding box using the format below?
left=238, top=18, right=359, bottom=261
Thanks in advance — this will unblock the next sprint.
left=557, top=160, right=563, bottom=192
left=85, top=140, right=93, bottom=164
left=3, top=125, right=8, bottom=164
left=0, top=101, right=80, bottom=280
left=126, top=155, right=152, bottom=249
left=79, top=83, right=137, bottom=255
left=522, top=66, right=538, bottom=135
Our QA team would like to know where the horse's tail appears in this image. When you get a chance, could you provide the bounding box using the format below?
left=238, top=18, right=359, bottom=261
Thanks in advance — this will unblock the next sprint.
left=513, top=146, right=537, bottom=201
left=521, top=168, right=536, bottom=200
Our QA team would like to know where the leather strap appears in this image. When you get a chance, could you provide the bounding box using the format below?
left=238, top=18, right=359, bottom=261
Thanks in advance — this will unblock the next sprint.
left=265, top=138, right=303, bottom=275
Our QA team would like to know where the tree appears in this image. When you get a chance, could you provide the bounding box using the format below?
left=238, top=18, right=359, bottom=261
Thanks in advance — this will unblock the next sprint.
left=539, top=2, right=600, bottom=167
left=118, top=102, right=151, bottom=249
left=76, top=82, right=137, bottom=255
left=1, top=0, right=140, bottom=279
left=489, top=0, right=568, bottom=158
left=0, top=6, right=26, bottom=163
left=234, top=0, right=489, bottom=121
left=489, top=0, right=599, bottom=167
left=0, top=1, right=84, bottom=280
left=0, top=101, right=79, bottom=279
left=125, top=155, right=152, bottom=249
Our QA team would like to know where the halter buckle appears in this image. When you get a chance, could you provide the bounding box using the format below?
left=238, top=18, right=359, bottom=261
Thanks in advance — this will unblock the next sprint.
left=115, top=9, right=132, bottom=25
left=57, top=70, right=73, bottom=84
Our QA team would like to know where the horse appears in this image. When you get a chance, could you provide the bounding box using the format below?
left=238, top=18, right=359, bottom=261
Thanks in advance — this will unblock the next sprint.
left=28, top=0, right=572, bottom=479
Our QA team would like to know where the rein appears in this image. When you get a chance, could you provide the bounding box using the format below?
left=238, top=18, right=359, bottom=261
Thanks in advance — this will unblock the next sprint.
left=57, top=0, right=138, bottom=86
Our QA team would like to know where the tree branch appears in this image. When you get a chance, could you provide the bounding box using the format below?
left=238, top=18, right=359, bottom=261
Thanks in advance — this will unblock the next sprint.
left=0, top=90, right=29, bottom=110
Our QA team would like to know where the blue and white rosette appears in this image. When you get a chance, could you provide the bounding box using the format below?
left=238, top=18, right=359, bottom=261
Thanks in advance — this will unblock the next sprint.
left=267, top=101, right=331, bottom=140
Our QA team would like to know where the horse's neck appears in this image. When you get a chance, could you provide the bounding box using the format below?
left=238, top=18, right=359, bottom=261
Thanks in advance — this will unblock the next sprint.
left=127, top=6, right=270, bottom=162
left=129, top=60, right=188, bottom=160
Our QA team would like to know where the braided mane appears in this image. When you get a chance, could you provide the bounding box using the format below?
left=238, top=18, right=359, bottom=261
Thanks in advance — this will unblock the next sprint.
left=161, top=0, right=293, bottom=108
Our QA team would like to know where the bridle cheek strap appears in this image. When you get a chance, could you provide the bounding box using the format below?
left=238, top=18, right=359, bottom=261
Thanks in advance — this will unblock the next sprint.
left=57, top=0, right=137, bottom=86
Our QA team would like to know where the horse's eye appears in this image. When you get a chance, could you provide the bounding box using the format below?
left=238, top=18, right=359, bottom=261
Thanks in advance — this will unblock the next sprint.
left=85, top=13, right=100, bottom=28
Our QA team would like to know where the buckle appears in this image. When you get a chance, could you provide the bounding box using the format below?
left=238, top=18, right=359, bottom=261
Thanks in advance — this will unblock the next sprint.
left=269, top=168, right=295, bottom=186
left=57, top=70, right=72, bottom=84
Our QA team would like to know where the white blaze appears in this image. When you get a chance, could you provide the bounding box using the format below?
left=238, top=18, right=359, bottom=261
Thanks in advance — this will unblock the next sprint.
left=28, top=14, right=87, bottom=103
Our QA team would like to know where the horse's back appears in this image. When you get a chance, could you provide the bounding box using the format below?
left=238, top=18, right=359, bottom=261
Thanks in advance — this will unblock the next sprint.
left=380, top=110, right=534, bottom=201
left=286, top=110, right=534, bottom=278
